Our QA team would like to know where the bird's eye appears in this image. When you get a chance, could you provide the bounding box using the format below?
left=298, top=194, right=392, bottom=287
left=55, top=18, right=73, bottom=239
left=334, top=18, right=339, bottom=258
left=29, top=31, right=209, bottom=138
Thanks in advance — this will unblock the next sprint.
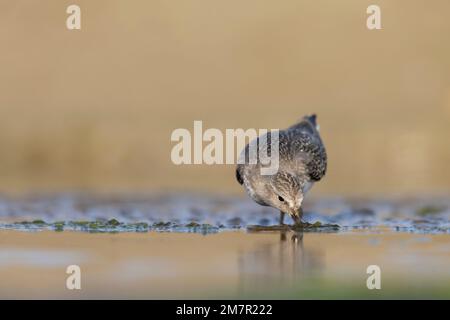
left=278, top=196, right=284, bottom=202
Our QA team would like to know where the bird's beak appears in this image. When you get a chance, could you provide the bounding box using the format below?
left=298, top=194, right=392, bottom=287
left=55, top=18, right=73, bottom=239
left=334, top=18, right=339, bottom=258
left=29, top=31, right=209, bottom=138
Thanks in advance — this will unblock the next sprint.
left=289, top=207, right=303, bottom=225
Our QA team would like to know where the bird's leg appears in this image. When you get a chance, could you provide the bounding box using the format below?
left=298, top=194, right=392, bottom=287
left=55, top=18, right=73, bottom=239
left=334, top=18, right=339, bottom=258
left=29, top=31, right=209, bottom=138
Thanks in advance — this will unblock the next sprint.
left=279, top=211, right=286, bottom=225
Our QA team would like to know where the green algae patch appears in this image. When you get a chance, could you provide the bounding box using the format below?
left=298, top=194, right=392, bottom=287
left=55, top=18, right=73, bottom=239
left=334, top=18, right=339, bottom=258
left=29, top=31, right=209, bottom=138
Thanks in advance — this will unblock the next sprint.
left=416, top=206, right=446, bottom=216
left=247, top=224, right=291, bottom=232
left=127, top=222, right=149, bottom=229
left=185, top=222, right=216, bottom=229
left=107, top=219, right=121, bottom=226
left=18, top=220, right=47, bottom=225
left=126, top=222, right=149, bottom=232
left=2, top=218, right=221, bottom=234
left=183, top=222, right=219, bottom=235
left=53, top=221, right=65, bottom=232
left=185, top=221, right=201, bottom=228
left=247, top=221, right=340, bottom=232
left=153, top=221, right=172, bottom=228
left=70, top=221, right=90, bottom=227
left=5, top=218, right=337, bottom=234
left=32, top=219, right=47, bottom=225
left=292, top=221, right=340, bottom=231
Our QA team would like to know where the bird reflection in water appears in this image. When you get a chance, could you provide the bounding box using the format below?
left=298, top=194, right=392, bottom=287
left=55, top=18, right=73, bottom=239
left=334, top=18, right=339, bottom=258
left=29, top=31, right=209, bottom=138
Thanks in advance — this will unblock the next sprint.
left=238, top=231, right=324, bottom=294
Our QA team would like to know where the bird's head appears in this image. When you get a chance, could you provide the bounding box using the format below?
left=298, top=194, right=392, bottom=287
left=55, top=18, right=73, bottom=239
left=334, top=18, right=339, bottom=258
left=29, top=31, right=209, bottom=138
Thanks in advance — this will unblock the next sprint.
left=268, top=171, right=305, bottom=223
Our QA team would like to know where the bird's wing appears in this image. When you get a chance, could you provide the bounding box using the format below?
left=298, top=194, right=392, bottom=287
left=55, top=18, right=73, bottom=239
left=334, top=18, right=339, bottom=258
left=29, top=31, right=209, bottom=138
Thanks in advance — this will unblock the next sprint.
left=304, top=138, right=327, bottom=181
left=285, top=130, right=327, bottom=182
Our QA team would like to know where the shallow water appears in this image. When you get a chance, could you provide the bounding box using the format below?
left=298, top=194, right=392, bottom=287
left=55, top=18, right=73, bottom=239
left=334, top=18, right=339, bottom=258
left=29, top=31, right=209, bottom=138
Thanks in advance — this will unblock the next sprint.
left=1, top=230, right=450, bottom=298
left=0, top=193, right=449, bottom=234
left=0, top=194, right=449, bottom=298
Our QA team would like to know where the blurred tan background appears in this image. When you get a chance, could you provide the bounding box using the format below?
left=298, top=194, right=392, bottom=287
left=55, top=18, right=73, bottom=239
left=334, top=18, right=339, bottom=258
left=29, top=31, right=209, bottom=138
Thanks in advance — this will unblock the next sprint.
left=0, top=0, right=449, bottom=196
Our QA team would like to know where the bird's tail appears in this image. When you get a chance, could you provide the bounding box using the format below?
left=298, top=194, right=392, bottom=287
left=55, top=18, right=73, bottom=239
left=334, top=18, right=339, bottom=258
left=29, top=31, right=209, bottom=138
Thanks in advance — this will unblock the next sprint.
left=304, top=114, right=317, bottom=128
left=289, top=114, right=320, bottom=132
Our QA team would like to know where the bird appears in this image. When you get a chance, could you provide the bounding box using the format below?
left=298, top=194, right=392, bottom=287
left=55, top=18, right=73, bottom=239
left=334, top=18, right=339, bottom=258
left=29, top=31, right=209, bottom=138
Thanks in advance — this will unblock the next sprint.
left=236, top=114, right=327, bottom=225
